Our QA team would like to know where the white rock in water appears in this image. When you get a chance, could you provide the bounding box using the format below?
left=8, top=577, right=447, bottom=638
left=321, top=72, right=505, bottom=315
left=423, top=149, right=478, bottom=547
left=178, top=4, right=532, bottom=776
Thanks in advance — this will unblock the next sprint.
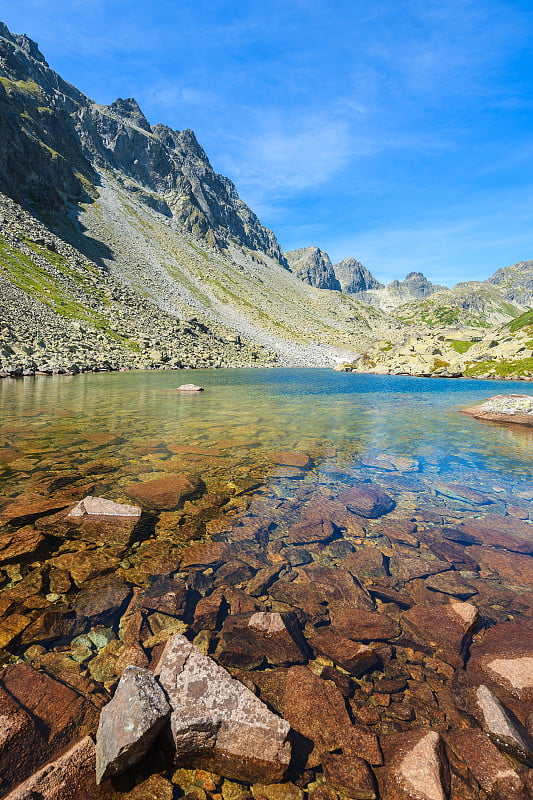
left=155, top=634, right=291, bottom=783
left=177, top=383, right=204, bottom=391
left=68, top=496, right=141, bottom=518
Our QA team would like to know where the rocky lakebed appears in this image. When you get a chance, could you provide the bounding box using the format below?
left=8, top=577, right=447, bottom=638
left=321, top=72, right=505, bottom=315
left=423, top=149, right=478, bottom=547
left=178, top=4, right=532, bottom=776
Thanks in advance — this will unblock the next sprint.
left=1, top=374, right=533, bottom=800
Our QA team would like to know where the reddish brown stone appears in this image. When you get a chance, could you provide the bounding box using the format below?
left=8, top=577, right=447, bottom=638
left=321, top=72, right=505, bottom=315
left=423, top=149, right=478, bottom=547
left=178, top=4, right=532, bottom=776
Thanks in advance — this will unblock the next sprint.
left=379, top=728, right=450, bottom=800
left=310, top=628, right=379, bottom=676
left=339, top=484, right=395, bottom=519
left=139, top=577, right=188, bottom=616
left=216, top=611, right=308, bottom=668
left=302, top=565, right=375, bottom=610
left=0, top=685, right=45, bottom=795
left=390, top=555, right=451, bottom=581
left=47, top=547, right=121, bottom=586
left=468, top=546, right=533, bottom=587
left=270, top=451, right=311, bottom=468
left=288, top=516, right=336, bottom=544
left=460, top=514, right=533, bottom=554
left=74, top=574, right=132, bottom=623
left=4, top=735, right=97, bottom=800
left=0, top=663, right=99, bottom=778
left=468, top=617, right=533, bottom=705
left=433, top=481, right=493, bottom=505
left=0, top=448, right=19, bottom=465
left=403, top=602, right=479, bottom=669
left=381, top=520, right=419, bottom=547
left=424, top=571, right=477, bottom=599
left=125, top=474, right=204, bottom=510
left=180, top=541, right=236, bottom=569
left=330, top=608, right=401, bottom=642
left=0, top=525, right=45, bottom=564
left=447, top=729, right=523, bottom=797
left=299, top=498, right=366, bottom=536
left=267, top=666, right=382, bottom=768
left=322, top=753, right=377, bottom=799
left=340, top=548, right=388, bottom=580
left=0, top=495, right=70, bottom=525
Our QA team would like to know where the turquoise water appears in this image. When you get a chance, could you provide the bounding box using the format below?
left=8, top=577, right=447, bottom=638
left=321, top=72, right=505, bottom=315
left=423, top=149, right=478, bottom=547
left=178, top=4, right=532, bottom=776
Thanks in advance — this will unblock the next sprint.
left=1, top=368, right=533, bottom=500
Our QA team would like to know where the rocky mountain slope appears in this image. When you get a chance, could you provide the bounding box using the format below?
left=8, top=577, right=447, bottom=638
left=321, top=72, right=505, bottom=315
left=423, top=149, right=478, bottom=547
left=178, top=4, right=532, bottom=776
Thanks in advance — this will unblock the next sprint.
left=0, top=22, right=397, bottom=373
left=284, top=247, right=340, bottom=291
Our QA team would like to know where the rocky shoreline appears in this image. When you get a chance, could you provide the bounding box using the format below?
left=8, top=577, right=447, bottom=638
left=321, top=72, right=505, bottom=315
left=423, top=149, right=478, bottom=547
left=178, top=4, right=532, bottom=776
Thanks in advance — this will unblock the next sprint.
left=2, top=442, right=533, bottom=799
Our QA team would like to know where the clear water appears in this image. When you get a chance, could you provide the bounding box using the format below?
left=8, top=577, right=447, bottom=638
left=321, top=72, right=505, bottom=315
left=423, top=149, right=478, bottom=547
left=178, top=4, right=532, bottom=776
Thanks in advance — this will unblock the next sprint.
left=1, top=368, right=533, bottom=500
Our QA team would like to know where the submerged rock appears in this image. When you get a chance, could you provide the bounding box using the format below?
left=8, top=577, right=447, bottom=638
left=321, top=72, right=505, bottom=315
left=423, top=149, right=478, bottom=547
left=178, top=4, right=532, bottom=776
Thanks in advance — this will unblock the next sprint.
left=156, top=633, right=291, bottom=783
left=4, top=736, right=96, bottom=800
left=125, top=474, right=204, bottom=510
left=339, top=484, right=395, bottom=518
left=96, top=666, right=170, bottom=783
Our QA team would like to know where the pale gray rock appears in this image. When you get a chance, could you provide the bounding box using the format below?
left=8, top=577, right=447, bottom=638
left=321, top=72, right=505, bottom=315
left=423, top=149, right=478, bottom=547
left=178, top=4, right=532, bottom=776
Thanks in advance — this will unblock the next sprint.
left=68, top=496, right=142, bottom=518
left=95, top=666, right=170, bottom=783
left=155, top=633, right=291, bottom=783
left=177, top=383, right=204, bottom=391
left=473, top=684, right=533, bottom=759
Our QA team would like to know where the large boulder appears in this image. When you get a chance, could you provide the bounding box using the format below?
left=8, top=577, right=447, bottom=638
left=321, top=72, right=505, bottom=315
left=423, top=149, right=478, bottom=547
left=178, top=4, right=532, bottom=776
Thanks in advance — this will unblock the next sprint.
left=155, top=634, right=291, bottom=783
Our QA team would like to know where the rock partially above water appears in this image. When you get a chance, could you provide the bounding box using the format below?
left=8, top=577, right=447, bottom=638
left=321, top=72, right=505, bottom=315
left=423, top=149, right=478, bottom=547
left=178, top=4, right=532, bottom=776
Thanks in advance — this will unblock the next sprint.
left=96, top=666, right=170, bottom=783
left=177, top=383, right=204, bottom=391
left=156, top=634, right=291, bottom=783
left=380, top=728, right=449, bottom=800
left=462, top=394, right=533, bottom=426
left=68, top=496, right=142, bottom=518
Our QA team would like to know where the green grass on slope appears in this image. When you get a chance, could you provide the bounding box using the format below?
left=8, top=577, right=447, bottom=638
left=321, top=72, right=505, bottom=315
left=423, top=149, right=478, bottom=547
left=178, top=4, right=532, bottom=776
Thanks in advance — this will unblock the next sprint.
left=0, top=234, right=138, bottom=351
left=464, top=357, right=533, bottom=378
left=509, top=308, right=533, bottom=334
left=447, top=340, right=474, bottom=354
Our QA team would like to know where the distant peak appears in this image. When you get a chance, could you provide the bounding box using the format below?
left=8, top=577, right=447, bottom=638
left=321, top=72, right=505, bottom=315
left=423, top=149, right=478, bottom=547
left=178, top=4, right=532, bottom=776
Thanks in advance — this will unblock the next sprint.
left=108, top=97, right=151, bottom=131
left=404, top=271, right=426, bottom=280
left=0, top=22, right=48, bottom=64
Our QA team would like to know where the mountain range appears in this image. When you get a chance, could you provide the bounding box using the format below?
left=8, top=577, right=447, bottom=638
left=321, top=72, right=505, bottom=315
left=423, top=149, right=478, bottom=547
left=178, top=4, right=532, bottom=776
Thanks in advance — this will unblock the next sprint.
left=0, top=21, right=532, bottom=378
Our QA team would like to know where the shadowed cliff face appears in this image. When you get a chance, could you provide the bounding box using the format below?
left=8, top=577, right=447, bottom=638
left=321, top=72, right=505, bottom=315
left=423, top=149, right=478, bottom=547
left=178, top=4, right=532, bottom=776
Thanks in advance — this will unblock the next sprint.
left=0, top=23, right=287, bottom=264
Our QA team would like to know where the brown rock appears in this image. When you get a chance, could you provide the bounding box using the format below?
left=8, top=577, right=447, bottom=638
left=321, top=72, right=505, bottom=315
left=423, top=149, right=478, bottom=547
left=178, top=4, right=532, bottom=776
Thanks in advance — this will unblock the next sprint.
left=0, top=685, right=45, bottom=795
left=216, top=611, right=308, bottom=668
left=0, top=525, right=45, bottom=564
left=433, top=481, right=493, bottom=505
left=288, top=516, right=335, bottom=544
left=322, top=753, right=377, bottom=799
left=379, top=728, right=450, bottom=800
left=254, top=665, right=382, bottom=769
left=156, top=634, right=291, bottom=783
left=125, top=474, right=204, bottom=510
left=447, top=729, right=523, bottom=796
left=270, top=451, right=310, bottom=468
left=0, top=663, right=99, bottom=773
left=382, top=520, right=419, bottom=547
left=180, top=542, right=236, bottom=569
left=310, top=628, right=378, bottom=676
left=47, top=547, right=121, bottom=586
left=0, top=494, right=70, bottom=525
left=403, top=602, right=478, bottom=669
left=140, top=577, right=188, bottom=616
left=468, top=617, right=533, bottom=704
left=424, top=571, right=477, bottom=599
left=390, top=555, right=451, bottom=581
left=468, top=546, right=533, bottom=587
left=460, top=514, right=533, bottom=554
left=340, top=548, right=388, bottom=580
left=339, top=484, right=395, bottom=519
left=330, top=608, right=401, bottom=642
left=73, top=574, right=132, bottom=623
left=471, top=684, right=533, bottom=760
left=302, top=565, right=375, bottom=610
left=3, top=736, right=96, bottom=800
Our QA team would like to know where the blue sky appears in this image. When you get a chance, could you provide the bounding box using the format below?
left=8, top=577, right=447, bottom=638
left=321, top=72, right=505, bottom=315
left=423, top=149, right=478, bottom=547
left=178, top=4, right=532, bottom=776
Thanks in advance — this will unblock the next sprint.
left=3, top=0, right=533, bottom=285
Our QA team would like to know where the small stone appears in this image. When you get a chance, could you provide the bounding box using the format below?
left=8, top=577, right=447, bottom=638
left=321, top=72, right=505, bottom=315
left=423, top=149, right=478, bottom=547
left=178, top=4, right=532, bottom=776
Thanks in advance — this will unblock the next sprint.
left=339, top=484, right=395, bottom=519
left=96, top=666, right=170, bottom=783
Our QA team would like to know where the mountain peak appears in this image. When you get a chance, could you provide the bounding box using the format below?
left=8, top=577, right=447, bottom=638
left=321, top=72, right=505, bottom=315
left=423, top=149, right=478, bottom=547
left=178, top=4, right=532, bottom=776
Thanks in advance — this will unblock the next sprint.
left=334, top=257, right=383, bottom=293
left=285, top=247, right=341, bottom=291
left=108, top=97, right=151, bottom=131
